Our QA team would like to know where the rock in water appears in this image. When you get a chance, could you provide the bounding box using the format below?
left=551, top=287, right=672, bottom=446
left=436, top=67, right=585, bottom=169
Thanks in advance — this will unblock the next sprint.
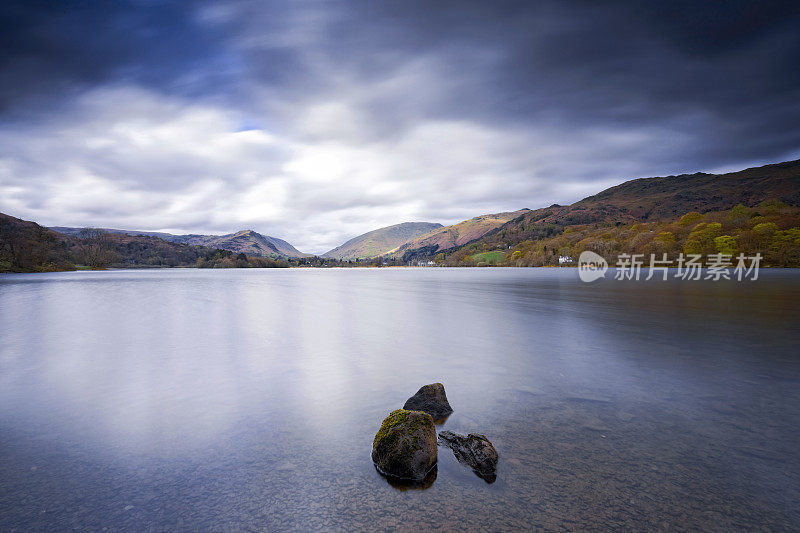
left=403, top=383, right=453, bottom=420
left=438, top=431, right=498, bottom=483
left=372, top=409, right=438, bottom=480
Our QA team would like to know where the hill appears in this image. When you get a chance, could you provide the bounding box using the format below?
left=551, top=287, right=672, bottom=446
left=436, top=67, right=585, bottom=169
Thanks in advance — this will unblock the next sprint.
left=444, top=202, right=800, bottom=267
left=51, top=227, right=309, bottom=258
left=540, top=159, right=800, bottom=226
left=387, top=209, right=530, bottom=260
left=2, top=213, right=292, bottom=272
left=323, top=222, right=443, bottom=260
left=169, top=230, right=309, bottom=258
left=424, top=159, right=800, bottom=267
left=3, top=214, right=211, bottom=271
left=1, top=213, right=76, bottom=272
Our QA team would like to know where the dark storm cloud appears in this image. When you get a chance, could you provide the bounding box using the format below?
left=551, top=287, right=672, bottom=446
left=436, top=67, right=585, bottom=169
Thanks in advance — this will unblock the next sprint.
left=0, top=0, right=235, bottom=114
left=308, top=0, right=800, bottom=163
left=0, top=0, right=799, bottom=252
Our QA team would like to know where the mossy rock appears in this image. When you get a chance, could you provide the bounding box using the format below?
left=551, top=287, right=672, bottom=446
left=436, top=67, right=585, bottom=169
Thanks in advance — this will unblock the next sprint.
left=372, top=409, right=437, bottom=480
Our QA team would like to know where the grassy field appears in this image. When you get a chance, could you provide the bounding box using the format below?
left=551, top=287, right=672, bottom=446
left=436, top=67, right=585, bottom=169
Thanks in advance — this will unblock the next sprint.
left=469, top=251, right=506, bottom=265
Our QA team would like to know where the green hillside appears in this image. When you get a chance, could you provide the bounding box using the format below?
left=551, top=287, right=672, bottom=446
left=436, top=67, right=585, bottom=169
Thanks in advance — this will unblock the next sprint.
left=442, top=202, right=800, bottom=268
left=323, top=222, right=443, bottom=260
left=425, top=160, right=800, bottom=267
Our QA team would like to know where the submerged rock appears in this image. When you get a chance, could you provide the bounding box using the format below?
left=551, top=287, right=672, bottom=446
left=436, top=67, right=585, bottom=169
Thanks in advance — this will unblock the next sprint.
left=379, top=463, right=438, bottom=491
left=438, top=430, right=498, bottom=483
left=372, top=409, right=438, bottom=480
left=403, top=383, right=453, bottom=420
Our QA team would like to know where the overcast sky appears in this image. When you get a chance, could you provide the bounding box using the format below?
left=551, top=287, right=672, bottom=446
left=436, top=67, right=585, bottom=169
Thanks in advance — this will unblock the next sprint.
left=1, top=1, right=799, bottom=253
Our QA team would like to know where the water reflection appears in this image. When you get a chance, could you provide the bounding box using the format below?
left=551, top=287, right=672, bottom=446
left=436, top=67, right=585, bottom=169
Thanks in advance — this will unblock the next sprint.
left=375, top=464, right=438, bottom=491
left=0, top=268, right=798, bottom=530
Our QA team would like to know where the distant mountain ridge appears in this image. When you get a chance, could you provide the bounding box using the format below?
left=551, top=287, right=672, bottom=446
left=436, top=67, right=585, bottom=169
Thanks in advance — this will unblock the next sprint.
left=3, top=213, right=226, bottom=271
left=386, top=209, right=530, bottom=259
left=50, top=227, right=310, bottom=258
left=323, top=222, right=443, bottom=260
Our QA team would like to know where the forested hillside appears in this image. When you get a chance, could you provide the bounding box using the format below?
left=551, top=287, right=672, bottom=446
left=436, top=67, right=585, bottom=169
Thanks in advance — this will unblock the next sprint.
left=1, top=213, right=293, bottom=272
left=436, top=202, right=800, bottom=267
left=0, top=213, right=76, bottom=272
left=399, top=160, right=800, bottom=266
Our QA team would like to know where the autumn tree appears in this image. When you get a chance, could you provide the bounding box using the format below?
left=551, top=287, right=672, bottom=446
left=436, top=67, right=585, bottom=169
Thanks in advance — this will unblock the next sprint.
left=77, top=228, right=116, bottom=269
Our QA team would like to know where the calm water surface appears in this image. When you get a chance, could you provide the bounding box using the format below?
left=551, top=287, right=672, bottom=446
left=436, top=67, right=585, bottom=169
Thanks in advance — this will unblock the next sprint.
left=1, top=268, right=799, bottom=531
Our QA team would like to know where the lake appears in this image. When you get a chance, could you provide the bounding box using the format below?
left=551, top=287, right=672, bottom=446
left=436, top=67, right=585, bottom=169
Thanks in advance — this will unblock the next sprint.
left=1, top=268, right=799, bottom=530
